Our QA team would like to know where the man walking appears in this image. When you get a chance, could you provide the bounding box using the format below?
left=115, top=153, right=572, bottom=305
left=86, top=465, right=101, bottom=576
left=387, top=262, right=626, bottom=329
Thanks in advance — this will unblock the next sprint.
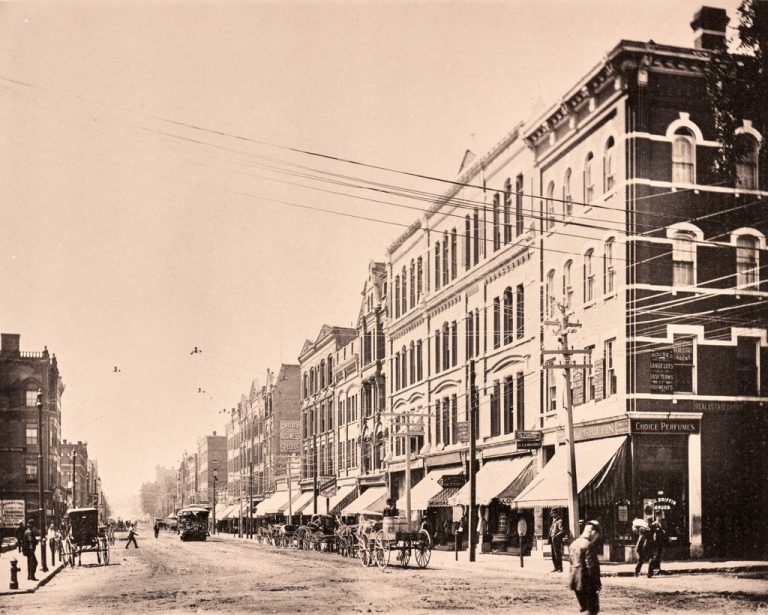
left=549, top=509, right=566, bottom=572
left=23, top=519, right=39, bottom=581
left=125, top=524, right=139, bottom=549
left=569, top=520, right=602, bottom=615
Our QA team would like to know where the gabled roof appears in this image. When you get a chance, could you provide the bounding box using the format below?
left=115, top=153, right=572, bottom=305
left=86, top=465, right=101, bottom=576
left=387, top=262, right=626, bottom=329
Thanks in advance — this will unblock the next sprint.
left=299, top=325, right=357, bottom=361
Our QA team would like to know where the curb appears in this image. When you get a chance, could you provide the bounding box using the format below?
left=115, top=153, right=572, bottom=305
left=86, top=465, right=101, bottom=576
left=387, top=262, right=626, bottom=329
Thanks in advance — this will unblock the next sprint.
left=0, top=562, right=64, bottom=597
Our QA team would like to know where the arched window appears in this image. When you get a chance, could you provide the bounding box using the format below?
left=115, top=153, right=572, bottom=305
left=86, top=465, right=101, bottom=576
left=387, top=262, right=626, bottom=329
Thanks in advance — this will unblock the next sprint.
left=584, top=249, right=595, bottom=302
left=672, top=128, right=696, bottom=184
left=319, top=360, right=326, bottom=389
left=604, top=137, right=615, bottom=192
left=546, top=269, right=556, bottom=317
left=503, top=287, right=514, bottom=344
left=395, top=353, right=401, bottom=390
left=442, top=322, right=450, bottom=369
left=672, top=231, right=696, bottom=286
left=584, top=152, right=594, bottom=204
left=563, top=260, right=573, bottom=309
left=493, top=297, right=501, bottom=349
left=409, top=341, right=416, bottom=384
left=563, top=168, right=573, bottom=218
left=604, top=238, right=616, bottom=294
left=736, top=235, right=759, bottom=288
left=327, top=355, right=333, bottom=386
left=401, top=266, right=407, bottom=314
left=546, top=181, right=556, bottom=229
left=394, top=275, right=401, bottom=318
left=409, top=260, right=415, bottom=308
left=401, top=345, right=408, bottom=388
left=451, top=228, right=457, bottom=279
left=442, top=231, right=449, bottom=286
left=736, top=134, right=759, bottom=190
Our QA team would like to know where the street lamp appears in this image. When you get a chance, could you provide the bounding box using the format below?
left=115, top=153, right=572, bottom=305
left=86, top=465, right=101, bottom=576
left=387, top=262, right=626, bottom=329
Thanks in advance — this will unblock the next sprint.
left=212, top=469, right=218, bottom=535
left=36, top=390, right=48, bottom=573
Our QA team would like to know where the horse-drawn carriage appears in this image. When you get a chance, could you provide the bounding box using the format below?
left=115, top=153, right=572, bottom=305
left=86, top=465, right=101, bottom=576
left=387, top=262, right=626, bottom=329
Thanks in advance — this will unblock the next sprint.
left=371, top=515, right=431, bottom=569
left=296, top=514, right=337, bottom=552
left=60, top=507, right=110, bottom=567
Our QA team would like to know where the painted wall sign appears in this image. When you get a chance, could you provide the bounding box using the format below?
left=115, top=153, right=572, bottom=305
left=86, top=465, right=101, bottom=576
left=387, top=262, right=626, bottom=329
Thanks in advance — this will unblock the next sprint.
left=0, top=500, right=26, bottom=528
left=456, top=421, right=469, bottom=443
left=561, top=418, right=631, bottom=443
left=631, top=419, right=700, bottom=434
left=649, top=349, right=675, bottom=394
left=572, top=370, right=584, bottom=406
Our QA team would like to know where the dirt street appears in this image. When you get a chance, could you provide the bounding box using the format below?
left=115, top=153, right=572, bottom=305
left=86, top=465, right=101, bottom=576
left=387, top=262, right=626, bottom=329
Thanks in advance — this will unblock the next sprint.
left=1, top=531, right=766, bottom=614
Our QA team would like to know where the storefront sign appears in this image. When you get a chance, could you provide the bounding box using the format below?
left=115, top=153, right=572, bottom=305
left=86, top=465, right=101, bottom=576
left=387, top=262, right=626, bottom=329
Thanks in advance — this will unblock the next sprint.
left=456, top=422, right=469, bottom=443
left=438, top=474, right=466, bottom=489
left=515, top=430, right=542, bottom=449
left=567, top=418, right=630, bottom=442
left=618, top=505, right=628, bottom=522
left=318, top=477, right=336, bottom=493
left=653, top=496, right=677, bottom=511
left=632, top=419, right=700, bottom=434
left=649, top=349, right=675, bottom=394
left=0, top=500, right=25, bottom=528
left=0, top=447, right=24, bottom=453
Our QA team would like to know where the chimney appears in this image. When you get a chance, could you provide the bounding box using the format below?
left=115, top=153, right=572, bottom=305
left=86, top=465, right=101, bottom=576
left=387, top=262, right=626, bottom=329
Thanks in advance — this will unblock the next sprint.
left=1, top=334, right=20, bottom=356
left=691, top=6, right=729, bottom=50
left=213, top=430, right=217, bottom=436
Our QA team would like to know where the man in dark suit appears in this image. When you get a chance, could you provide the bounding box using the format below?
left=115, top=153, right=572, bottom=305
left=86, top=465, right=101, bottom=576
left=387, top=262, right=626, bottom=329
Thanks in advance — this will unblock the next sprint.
left=23, top=519, right=38, bottom=581
left=569, top=520, right=602, bottom=615
left=549, top=509, right=566, bottom=572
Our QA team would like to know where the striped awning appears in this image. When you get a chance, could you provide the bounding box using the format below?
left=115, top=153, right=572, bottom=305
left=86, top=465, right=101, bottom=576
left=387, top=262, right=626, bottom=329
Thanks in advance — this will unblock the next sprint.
left=289, top=491, right=316, bottom=514
left=410, top=467, right=462, bottom=510
left=329, top=485, right=357, bottom=515
left=256, top=490, right=290, bottom=516
left=449, top=456, right=535, bottom=507
left=428, top=486, right=462, bottom=508
left=342, top=486, right=387, bottom=516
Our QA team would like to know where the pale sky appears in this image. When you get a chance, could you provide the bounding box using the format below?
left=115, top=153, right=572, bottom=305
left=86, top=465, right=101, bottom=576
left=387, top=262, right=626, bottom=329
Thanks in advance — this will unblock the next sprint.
left=0, top=0, right=740, bottom=516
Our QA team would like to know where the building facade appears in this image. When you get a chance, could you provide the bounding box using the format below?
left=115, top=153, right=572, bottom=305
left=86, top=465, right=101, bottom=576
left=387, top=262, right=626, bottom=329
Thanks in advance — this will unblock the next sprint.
left=61, top=440, right=89, bottom=509
left=0, top=334, right=66, bottom=524
left=197, top=432, right=227, bottom=505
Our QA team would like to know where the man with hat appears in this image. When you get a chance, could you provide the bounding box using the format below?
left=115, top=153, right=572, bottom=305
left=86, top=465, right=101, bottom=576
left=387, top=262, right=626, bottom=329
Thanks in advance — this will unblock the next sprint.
left=548, top=509, right=566, bottom=572
left=22, top=518, right=39, bottom=581
left=569, top=520, right=602, bottom=615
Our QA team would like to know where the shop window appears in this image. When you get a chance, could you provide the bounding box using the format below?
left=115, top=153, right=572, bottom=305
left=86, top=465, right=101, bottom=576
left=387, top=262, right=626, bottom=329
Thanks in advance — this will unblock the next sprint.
left=672, top=128, right=696, bottom=184
left=563, top=168, right=573, bottom=218
left=672, top=231, right=696, bottom=286
left=736, top=235, right=759, bottom=289
left=736, top=134, right=759, bottom=190
left=673, top=335, right=695, bottom=393
left=605, top=338, right=617, bottom=397
left=736, top=337, right=759, bottom=396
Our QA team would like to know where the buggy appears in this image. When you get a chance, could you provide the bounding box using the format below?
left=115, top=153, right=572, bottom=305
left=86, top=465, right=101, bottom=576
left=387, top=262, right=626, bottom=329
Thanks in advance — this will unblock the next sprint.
left=372, top=515, right=431, bottom=569
left=60, top=507, right=110, bottom=567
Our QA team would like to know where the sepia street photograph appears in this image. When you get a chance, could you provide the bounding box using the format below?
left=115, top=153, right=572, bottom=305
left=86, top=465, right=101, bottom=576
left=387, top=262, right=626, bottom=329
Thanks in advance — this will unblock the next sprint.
left=0, top=0, right=766, bottom=613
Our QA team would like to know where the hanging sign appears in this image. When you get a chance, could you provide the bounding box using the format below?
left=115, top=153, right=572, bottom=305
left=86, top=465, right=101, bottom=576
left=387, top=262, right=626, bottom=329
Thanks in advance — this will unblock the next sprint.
left=515, top=430, right=542, bottom=449
left=438, top=474, right=466, bottom=489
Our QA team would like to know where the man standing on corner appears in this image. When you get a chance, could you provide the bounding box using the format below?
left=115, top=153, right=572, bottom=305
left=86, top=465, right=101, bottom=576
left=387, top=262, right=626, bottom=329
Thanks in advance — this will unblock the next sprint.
left=23, top=519, right=39, bottom=581
left=569, top=520, right=602, bottom=615
left=549, top=509, right=566, bottom=572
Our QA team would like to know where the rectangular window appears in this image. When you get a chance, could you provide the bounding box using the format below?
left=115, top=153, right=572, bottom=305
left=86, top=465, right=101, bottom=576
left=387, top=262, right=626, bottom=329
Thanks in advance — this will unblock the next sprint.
left=504, top=180, right=512, bottom=244
left=492, top=193, right=500, bottom=251
left=417, top=257, right=423, bottom=300
left=516, top=284, right=525, bottom=339
left=451, top=394, right=458, bottom=445
left=451, top=230, right=457, bottom=280
left=442, top=238, right=449, bottom=286
left=475, top=310, right=481, bottom=356
left=585, top=345, right=595, bottom=401
left=473, top=209, right=480, bottom=265
left=584, top=251, right=595, bottom=302
left=515, top=174, right=524, bottom=236
left=465, top=216, right=471, bottom=271
left=672, top=233, right=695, bottom=287
left=466, top=315, right=474, bottom=360
left=451, top=321, right=458, bottom=367
left=736, top=337, right=759, bottom=396
left=493, top=298, right=501, bottom=349
left=442, top=398, right=450, bottom=445
left=26, top=424, right=37, bottom=447
left=25, top=458, right=37, bottom=480
left=328, top=399, right=333, bottom=430
left=605, top=338, right=617, bottom=396
left=503, top=376, right=514, bottom=434
left=435, top=401, right=442, bottom=446
left=26, top=390, right=37, bottom=407
left=434, top=332, right=441, bottom=374
left=515, top=373, right=525, bottom=432
left=490, top=381, right=501, bottom=437
left=673, top=335, right=695, bottom=393
left=546, top=361, right=557, bottom=413
left=434, top=242, right=441, bottom=290
left=416, top=341, right=423, bottom=381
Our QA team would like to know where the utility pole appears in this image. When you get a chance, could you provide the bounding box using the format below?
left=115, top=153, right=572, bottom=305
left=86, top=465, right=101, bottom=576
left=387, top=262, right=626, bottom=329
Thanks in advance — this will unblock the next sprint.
left=543, top=305, right=591, bottom=540
left=468, top=360, right=478, bottom=563
left=36, top=390, right=48, bottom=573
left=71, top=448, right=77, bottom=509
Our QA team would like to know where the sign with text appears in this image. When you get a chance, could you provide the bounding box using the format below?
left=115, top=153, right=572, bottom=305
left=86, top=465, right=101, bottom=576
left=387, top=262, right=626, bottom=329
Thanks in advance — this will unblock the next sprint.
left=649, top=349, right=675, bottom=394
left=456, top=421, right=469, bottom=443
left=279, top=440, right=301, bottom=452
left=515, top=430, right=543, bottom=449
left=562, top=418, right=631, bottom=443
left=631, top=419, right=700, bottom=435
left=438, top=474, right=466, bottom=489
left=593, top=359, right=604, bottom=402
left=280, top=420, right=301, bottom=453
left=319, top=476, right=337, bottom=498
left=572, top=370, right=584, bottom=406
left=0, top=500, right=25, bottom=528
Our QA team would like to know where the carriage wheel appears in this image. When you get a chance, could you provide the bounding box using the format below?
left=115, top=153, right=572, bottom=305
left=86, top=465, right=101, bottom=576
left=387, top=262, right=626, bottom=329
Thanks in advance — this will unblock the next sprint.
left=414, top=530, right=431, bottom=569
left=374, top=531, right=390, bottom=570
left=359, top=536, right=370, bottom=567
left=336, top=535, right=347, bottom=557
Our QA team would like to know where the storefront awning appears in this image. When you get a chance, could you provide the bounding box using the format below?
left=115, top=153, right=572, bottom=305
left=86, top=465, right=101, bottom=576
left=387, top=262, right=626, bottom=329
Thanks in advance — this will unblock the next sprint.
left=428, top=486, right=462, bottom=507
left=223, top=504, right=243, bottom=520
left=289, top=490, right=316, bottom=515
left=256, top=490, right=290, bottom=516
left=329, top=484, right=357, bottom=515
left=410, top=467, right=462, bottom=510
left=449, top=456, right=535, bottom=507
left=511, top=436, right=628, bottom=509
left=341, top=486, right=387, bottom=516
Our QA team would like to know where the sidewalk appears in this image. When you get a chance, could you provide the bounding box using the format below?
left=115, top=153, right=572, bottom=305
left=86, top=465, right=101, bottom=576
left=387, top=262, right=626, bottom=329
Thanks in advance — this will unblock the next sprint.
left=210, top=531, right=768, bottom=578
left=0, top=540, right=64, bottom=596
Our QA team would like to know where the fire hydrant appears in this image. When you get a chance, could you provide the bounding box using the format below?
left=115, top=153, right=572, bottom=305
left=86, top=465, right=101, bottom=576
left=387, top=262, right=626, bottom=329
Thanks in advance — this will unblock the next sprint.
left=9, top=557, right=20, bottom=590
